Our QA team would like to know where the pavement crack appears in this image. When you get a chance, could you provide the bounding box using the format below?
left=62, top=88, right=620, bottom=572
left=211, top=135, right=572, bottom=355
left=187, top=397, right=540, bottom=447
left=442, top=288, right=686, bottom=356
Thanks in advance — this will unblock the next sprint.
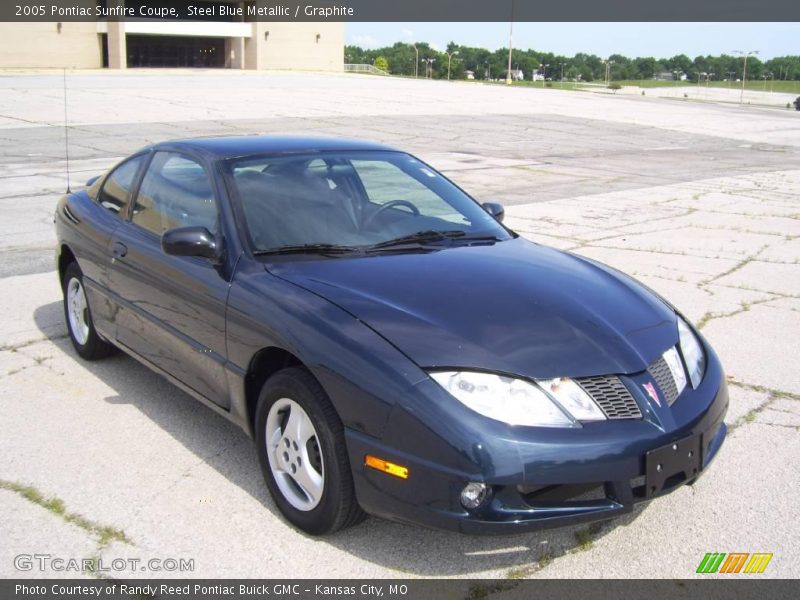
left=503, top=522, right=605, bottom=580
left=695, top=294, right=781, bottom=330
left=0, top=334, right=68, bottom=353
left=699, top=244, right=770, bottom=287
left=728, top=379, right=800, bottom=402
left=727, top=379, right=800, bottom=433
left=0, top=479, right=132, bottom=548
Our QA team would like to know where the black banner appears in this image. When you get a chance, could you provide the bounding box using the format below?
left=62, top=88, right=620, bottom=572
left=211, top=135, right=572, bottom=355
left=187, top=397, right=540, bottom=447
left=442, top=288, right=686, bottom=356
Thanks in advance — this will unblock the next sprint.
left=2, top=0, right=799, bottom=22
left=2, top=580, right=799, bottom=600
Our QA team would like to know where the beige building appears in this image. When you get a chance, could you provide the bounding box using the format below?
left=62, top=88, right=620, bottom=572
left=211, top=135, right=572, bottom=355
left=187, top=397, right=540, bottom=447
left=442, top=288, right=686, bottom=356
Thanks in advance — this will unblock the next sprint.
left=0, top=2, right=344, bottom=71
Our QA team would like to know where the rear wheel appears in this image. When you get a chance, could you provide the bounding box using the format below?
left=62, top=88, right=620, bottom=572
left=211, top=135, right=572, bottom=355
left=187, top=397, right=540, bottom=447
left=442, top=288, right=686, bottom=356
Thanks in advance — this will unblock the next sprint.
left=255, top=367, right=366, bottom=535
left=62, top=262, right=115, bottom=360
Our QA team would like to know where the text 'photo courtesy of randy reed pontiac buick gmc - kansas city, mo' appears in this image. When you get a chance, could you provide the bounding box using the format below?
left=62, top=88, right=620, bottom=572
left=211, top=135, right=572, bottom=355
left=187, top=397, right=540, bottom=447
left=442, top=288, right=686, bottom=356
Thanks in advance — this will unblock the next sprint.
left=55, top=135, right=727, bottom=535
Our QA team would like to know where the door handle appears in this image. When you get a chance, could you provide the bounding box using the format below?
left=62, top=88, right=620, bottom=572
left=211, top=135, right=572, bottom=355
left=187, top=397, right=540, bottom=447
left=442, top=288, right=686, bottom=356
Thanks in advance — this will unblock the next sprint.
left=112, top=241, right=128, bottom=259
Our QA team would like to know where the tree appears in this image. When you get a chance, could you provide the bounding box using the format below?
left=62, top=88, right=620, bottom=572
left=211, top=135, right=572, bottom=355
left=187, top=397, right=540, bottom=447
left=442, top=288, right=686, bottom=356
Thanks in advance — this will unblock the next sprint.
left=633, top=57, right=658, bottom=79
left=343, top=43, right=800, bottom=83
left=374, top=56, right=389, bottom=73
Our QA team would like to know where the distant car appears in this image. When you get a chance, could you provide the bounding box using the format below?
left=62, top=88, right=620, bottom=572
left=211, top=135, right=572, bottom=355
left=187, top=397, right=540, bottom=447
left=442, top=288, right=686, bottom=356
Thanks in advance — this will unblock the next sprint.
left=55, top=136, right=727, bottom=535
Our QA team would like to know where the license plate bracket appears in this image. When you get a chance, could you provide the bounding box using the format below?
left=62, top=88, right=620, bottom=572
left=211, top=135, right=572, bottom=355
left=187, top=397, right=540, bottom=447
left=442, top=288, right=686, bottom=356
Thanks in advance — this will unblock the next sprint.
left=645, top=434, right=702, bottom=497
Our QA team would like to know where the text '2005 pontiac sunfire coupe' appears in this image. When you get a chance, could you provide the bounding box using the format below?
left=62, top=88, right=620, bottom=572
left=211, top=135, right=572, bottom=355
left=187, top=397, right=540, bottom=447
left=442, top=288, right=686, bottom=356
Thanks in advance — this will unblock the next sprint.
left=55, top=136, right=727, bottom=535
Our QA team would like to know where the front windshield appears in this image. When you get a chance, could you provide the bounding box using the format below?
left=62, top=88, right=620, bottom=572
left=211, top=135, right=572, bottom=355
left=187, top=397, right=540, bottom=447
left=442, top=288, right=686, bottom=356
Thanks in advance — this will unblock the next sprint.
left=227, top=150, right=511, bottom=253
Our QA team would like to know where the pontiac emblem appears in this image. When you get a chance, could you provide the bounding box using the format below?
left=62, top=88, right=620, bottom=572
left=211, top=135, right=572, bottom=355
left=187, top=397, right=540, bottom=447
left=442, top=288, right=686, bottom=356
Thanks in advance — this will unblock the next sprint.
left=643, top=382, right=661, bottom=407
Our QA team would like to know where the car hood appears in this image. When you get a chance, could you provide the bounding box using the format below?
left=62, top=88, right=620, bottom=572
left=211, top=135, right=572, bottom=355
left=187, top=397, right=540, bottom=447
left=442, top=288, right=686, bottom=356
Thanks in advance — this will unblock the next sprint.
left=267, top=238, right=677, bottom=379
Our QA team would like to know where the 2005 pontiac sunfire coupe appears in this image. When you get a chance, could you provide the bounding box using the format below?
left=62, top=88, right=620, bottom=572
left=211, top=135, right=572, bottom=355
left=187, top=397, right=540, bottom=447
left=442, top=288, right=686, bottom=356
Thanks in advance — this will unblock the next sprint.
left=55, top=136, right=727, bottom=535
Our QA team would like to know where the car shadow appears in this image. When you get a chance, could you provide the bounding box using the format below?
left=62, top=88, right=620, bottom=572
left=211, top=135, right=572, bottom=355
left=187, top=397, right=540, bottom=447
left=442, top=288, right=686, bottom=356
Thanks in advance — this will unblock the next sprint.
left=33, top=300, right=646, bottom=577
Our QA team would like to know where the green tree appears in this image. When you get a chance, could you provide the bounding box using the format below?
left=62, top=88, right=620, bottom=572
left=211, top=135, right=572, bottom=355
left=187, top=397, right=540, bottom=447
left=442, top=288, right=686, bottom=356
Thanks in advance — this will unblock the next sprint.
left=343, top=43, right=800, bottom=83
left=374, top=56, right=389, bottom=73
left=633, top=57, right=658, bottom=79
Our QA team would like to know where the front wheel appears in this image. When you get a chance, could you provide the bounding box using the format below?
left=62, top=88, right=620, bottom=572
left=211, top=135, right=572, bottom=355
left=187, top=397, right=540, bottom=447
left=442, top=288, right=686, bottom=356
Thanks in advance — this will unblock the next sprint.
left=255, top=367, right=365, bottom=535
left=62, top=262, right=115, bottom=360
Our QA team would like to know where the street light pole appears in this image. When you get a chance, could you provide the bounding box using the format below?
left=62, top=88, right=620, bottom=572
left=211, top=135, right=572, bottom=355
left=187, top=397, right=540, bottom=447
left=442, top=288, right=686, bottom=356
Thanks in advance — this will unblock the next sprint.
left=733, top=50, right=759, bottom=104
left=603, top=59, right=614, bottom=85
left=413, top=44, right=418, bottom=78
left=446, top=50, right=459, bottom=81
left=421, top=58, right=435, bottom=79
left=506, top=0, right=515, bottom=85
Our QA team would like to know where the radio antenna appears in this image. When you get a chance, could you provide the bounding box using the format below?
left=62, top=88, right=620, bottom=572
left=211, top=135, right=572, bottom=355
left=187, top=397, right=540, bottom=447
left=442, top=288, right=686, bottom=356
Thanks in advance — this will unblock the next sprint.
left=62, top=68, right=71, bottom=193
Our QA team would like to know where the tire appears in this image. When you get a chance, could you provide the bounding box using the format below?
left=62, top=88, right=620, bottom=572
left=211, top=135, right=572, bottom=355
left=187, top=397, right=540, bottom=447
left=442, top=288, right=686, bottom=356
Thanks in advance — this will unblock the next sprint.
left=62, top=262, right=115, bottom=360
left=255, top=367, right=366, bottom=535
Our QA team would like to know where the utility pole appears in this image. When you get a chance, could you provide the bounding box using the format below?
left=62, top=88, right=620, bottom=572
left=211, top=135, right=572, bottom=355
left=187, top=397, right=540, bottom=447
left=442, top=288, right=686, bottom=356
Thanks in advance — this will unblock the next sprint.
left=413, top=44, right=418, bottom=78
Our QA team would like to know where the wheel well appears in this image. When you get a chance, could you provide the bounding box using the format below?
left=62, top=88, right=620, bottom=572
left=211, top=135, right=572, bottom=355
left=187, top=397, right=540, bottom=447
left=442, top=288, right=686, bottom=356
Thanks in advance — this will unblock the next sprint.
left=245, top=347, right=303, bottom=432
left=58, top=245, right=76, bottom=287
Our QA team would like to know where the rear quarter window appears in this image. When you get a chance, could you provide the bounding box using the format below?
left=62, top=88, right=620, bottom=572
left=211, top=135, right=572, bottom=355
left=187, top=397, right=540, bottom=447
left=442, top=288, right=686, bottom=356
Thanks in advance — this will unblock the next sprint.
left=97, top=155, right=145, bottom=214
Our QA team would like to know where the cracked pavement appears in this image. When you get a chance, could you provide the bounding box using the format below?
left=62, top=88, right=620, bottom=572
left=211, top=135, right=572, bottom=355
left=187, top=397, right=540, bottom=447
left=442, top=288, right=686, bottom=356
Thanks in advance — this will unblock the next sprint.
left=0, top=70, right=798, bottom=579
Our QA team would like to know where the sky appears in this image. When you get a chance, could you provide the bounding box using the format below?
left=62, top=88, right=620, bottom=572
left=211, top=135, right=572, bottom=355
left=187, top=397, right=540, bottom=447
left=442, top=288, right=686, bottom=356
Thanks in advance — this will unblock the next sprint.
left=346, top=22, right=799, bottom=59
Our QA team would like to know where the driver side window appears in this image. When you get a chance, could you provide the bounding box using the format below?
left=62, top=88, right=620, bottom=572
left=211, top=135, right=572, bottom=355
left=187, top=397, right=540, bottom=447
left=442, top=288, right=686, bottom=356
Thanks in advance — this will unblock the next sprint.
left=132, top=152, right=218, bottom=236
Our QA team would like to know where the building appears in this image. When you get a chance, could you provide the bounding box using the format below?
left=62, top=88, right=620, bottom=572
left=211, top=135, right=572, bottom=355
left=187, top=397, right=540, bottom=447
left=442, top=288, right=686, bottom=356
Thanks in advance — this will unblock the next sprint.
left=655, top=71, right=688, bottom=81
left=0, top=1, right=344, bottom=71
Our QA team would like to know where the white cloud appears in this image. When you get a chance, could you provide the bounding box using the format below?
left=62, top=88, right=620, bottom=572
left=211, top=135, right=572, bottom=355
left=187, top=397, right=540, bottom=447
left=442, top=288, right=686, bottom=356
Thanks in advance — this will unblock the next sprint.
left=350, top=34, right=380, bottom=48
left=401, top=28, right=414, bottom=39
left=429, top=42, right=442, bottom=52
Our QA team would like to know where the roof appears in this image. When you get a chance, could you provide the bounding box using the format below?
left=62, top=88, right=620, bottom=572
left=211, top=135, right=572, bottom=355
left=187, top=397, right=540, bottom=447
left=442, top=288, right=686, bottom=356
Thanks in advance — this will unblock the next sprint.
left=156, top=135, right=399, bottom=158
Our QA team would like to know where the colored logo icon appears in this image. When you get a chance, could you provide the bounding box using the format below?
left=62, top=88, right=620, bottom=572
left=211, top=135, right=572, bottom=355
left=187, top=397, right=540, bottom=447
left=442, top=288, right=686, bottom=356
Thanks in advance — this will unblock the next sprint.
left=696, top=552, right=773, bottom=574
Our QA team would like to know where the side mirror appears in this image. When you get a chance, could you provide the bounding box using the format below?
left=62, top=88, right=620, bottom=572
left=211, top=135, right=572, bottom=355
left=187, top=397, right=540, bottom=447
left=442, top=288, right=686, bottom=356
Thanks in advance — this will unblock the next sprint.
left=162, top=226, right=219, bottom=262
left=482, top=202, right=505, bottom=223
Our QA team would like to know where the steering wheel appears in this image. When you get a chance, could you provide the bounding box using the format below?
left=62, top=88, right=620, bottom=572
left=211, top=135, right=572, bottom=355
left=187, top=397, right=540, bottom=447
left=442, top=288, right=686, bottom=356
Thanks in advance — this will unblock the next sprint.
left=362, top=200, right=420, bottom=230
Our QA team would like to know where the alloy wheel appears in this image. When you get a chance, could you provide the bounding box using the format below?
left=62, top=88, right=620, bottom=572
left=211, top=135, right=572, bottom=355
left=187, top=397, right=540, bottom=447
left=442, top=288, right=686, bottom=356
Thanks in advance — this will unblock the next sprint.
left=66, top=277, right=90, bottom=346
left=265, top=398, right=325, bottom=511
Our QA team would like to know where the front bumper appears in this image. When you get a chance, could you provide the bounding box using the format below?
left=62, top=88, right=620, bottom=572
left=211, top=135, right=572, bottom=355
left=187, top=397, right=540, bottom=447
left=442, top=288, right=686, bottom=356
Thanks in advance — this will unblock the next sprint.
left=345, top=346, right=729, bottom=535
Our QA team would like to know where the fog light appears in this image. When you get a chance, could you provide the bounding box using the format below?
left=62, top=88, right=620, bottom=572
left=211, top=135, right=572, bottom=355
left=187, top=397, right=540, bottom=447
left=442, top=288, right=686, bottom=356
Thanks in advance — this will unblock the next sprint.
left=460, top=482, right=490, bottom=510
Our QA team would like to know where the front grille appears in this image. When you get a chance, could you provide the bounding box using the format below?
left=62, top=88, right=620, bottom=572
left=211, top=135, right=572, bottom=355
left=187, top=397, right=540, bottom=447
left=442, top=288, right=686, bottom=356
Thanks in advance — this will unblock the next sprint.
left=576, top=376, right=642, bottom=420
left=648, top=356, right=679, bottom=406
left=518, top=482, right=608, bottom=506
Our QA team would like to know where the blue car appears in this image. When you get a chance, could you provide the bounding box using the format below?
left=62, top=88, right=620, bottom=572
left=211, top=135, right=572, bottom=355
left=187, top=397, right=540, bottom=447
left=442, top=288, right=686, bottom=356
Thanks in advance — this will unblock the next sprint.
left=55, top=136, right=727, bottom=535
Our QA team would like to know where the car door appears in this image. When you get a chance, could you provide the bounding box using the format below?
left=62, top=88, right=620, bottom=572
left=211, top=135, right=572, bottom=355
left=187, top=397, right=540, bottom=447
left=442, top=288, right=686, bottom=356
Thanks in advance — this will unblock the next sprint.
left=108, top=151, right=231, bottom=409
left=74, top=154, right=147, bottom=341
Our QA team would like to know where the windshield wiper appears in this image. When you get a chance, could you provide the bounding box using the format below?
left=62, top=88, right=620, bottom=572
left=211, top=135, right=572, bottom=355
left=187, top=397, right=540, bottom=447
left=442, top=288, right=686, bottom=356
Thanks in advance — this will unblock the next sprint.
left=366, top=230, right=467, bottom=250
left=448, top=233, right=503, bottom=244
left=253, top=243, right=360, bottom=256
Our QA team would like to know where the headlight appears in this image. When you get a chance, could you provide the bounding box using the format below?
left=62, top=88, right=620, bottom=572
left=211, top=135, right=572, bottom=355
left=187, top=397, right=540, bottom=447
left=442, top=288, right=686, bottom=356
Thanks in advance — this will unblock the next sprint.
left=677, top=317, right=706, bottom=389
left=538, top=377, right=606, bottom=422
left=429, top=371, right=606, bottom=427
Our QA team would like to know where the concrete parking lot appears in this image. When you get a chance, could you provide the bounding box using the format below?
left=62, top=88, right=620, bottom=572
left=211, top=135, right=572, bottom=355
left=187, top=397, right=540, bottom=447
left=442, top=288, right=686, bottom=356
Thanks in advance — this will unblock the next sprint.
left=1, top=70, right=799, bottom=579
